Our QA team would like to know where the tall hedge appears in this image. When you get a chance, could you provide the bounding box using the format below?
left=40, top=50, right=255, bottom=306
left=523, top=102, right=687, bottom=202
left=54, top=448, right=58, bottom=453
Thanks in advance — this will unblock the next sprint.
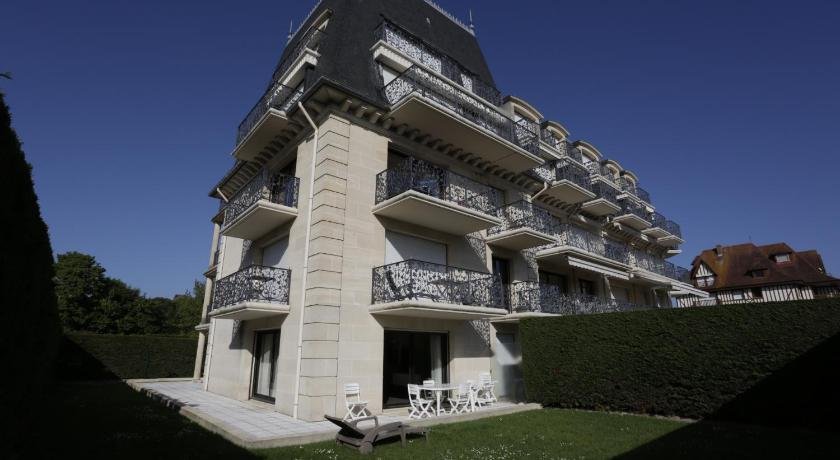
left=0, top=92, right=62, bottom=455
left=520, top=299, right=840, bottom=431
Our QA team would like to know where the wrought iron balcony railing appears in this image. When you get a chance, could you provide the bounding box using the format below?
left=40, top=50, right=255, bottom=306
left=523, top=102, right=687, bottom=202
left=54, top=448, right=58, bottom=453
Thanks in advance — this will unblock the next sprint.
left=488, top=200, right=559, bottom=237
left=268, top=27, right=326, bottom=87
left=210, top=265, right=291, bottom=312
left=675, top=265, right=691, bottom=283
left=651, top=212, right=682, bottom=238
left=375, top=157, right=502, bottom=215
left=372, top=259, right=508, bottom=308
left=222, top=169, right=300, bottom=229
left=236, top=82, right=305, bottom=146
left=619, top=202, right=650, bottom=222
left=382, top=66, right=538, bottom=155
left=616, top=177, right=652, bottom=204
left=540, top=129, right=563, bottom=150
left=530, top=160, right=593, bottom=191
left=590, top=181, right=620, bottom=205
left=510, top=282, right=647, bottom=315
left=556, top=224, right=630, bottom=264
left=586, top=162, right=615, bottom=182
left=376, top=20, right=501, bottom=105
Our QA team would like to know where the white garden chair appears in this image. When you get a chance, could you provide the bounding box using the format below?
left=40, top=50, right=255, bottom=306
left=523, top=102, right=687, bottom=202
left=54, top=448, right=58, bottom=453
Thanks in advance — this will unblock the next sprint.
left=478, top=372, right=497, bottom=405
left=421, top=379, right=435, bottom=398
left=447, top=383, right=472, bottom=414
left=407, top=384, right=434, bottom=419
left=343, top=383, right=370, bottom=421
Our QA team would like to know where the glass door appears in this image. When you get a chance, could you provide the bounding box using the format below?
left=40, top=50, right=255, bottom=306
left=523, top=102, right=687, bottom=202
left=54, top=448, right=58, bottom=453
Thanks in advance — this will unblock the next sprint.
left=382, top=330, right=449, bottom=408
left=252, top=330, right=279, bottom=403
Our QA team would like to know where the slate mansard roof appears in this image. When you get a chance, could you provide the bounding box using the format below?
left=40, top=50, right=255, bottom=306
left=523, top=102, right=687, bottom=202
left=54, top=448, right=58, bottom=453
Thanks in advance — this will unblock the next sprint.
left=690, top=243, right=840, bottom=291
left=275, top=0, right=497, bottom=107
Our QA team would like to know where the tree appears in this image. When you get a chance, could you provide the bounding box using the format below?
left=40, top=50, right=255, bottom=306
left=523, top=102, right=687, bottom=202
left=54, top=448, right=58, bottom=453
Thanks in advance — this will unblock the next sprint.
left=172, top=280, right=205, bottom=333
left=0, top=89, right=61, bottom=456
left=54, top=251, right=107, bottom=331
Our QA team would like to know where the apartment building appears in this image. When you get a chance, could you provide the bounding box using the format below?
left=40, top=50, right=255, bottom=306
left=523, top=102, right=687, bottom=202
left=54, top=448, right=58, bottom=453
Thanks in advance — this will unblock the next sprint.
left=192, top=0, right=706, bottom=421
left=678, top=243, right=840, bottom=306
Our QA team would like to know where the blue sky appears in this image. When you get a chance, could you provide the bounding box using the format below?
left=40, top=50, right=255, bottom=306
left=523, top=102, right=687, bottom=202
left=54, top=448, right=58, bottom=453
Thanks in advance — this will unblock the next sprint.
left=3, top=0, right=839, bottom=297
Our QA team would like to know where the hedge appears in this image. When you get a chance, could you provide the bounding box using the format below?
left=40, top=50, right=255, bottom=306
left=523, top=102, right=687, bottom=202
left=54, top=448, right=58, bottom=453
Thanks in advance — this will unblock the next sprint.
left=520, top=299, right=840, bottom=431
left=59, top=333, right=198, bottom=380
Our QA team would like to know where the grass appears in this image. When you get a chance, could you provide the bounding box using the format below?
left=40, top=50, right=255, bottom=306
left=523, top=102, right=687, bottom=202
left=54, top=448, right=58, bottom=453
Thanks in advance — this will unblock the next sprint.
left=23, top=381, right=840, bottom=459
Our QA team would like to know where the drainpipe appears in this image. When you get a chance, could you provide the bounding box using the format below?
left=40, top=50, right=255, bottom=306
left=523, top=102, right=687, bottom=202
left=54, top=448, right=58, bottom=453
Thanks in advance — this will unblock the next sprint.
left=292, top=101, right=318, bottom=419
left=529, top=182, right=549, bottom=202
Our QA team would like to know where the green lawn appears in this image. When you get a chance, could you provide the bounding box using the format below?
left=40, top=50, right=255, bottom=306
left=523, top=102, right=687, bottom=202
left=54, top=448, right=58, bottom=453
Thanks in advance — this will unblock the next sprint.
left=24, top=381, right=840, bottom=459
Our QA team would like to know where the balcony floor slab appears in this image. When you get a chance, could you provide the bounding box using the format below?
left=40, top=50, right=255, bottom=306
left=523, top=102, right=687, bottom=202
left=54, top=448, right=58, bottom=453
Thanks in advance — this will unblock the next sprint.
left=486, top=228, right=555, bottom=251
left=614, top=214, right=652, bottom=231
left=544, top=180, right=596, bottom=204
left=388, top=95, right=543, bottom=173
left=581, top=198, right=621, bottom=217
left=536, top=245, right=630, bottom=280
left=209, top=301, right=291, bottom=321
left=232, top=109, right=292, bottom=162
left=372, top=190, right=500, bottom=235
left=370, top=300, right=508, bottom=320
left=221, top=200, right=298, bottom=240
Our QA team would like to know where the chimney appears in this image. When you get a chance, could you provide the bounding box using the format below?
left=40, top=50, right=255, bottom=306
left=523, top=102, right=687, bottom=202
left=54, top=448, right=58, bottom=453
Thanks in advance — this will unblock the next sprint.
left=715, top=245, right=724, bottom=258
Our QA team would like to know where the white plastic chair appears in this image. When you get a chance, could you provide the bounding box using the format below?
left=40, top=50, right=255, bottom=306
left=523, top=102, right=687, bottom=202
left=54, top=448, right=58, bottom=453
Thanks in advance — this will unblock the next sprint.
left=343, top=383, right=370, bottom=420
left=478, top=372, right=497, bottom=405
left=447, top=383, right=472, bottom=414
left=407, top=384, right=434, bottom=419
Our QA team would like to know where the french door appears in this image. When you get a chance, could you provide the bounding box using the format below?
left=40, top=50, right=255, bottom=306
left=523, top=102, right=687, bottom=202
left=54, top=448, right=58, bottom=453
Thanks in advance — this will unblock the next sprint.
left=252, top=330, right=280, bottom=403
left=382, top=330, right=449, bottom=407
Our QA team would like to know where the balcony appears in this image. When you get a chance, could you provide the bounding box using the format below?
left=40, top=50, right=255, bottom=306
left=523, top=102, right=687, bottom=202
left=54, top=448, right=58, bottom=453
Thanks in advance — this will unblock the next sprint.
left=381, top=66, right=542, bottom=173
left=370, top=260, right=508, bottom=320
left=530, top=160, right=595, bottom=204
left=581, top=181, right=621, bottom=217
left=373, top=157, right=502, bottom=235
left=508, top=282, right=645, bottom=318
left=630, top=251, right=672, bottom=286
left=209, top=266, right=291, bottom=320
left=486, top=201, right=558, bottom=250
left=221, top=170, right=299, bottom=240
left=614, top=202, right=652, bottom=231
left=537, top=224, right=631, bottom=280
left=644, top=212, right=684, bottom=245
left=232, top=28, right=325, bottom=161
left=617, top=177, right=652, bottom=205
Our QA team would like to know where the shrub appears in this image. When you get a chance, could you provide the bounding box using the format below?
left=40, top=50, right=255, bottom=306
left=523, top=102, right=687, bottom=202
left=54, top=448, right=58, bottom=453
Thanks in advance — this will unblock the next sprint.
left=520, top=299, right=840, bottom=430
left=59, top=333, right=198, bottom=380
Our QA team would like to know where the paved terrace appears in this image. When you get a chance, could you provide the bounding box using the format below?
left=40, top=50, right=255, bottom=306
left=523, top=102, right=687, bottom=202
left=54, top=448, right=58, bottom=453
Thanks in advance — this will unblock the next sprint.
left=128, top=379, right=540, bottom=449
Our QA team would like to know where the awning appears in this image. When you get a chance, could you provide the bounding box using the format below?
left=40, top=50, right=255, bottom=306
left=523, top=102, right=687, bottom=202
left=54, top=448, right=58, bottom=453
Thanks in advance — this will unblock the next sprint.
left=568, top=256, right=630, bottom=280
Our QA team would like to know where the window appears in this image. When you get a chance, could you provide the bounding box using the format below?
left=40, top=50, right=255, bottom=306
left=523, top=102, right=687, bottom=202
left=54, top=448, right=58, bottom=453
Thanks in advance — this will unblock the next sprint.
left=732, top=290, right=745, bottom=300
left=539, top=271, right=567, bottom=294
left=751, top=287, right=763, bottom=298
left=774, top=253, right=791, bottom=263
left=579, top=279, right=596, bottom=296
left=696, top=275, right=715, bottom=288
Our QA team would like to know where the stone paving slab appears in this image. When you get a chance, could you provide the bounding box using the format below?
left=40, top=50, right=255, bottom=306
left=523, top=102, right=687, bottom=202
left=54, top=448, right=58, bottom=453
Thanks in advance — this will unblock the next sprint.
left=128, top=379, right=541, bottom=449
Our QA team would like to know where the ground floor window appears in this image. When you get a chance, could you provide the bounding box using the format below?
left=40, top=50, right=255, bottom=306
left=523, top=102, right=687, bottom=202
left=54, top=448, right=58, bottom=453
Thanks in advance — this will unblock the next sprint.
left=579, top=279, right=596, bottom=296
left=382, top=330, right=449, bottom=407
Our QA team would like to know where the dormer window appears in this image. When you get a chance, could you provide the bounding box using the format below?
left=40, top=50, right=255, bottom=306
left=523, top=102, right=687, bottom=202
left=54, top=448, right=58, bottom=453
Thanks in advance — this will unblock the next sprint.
left=773, top=253, right=791, bottom=263
left=696, top=275, right=715, bottom=288
left=748, top=269, right=767, bottom=278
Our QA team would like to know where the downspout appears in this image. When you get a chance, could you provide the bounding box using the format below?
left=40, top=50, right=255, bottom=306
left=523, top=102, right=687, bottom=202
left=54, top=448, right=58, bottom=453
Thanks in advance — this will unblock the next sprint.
left=292, top=101, right=318, bottom=419
left=530, top=182, right=549, bottom=201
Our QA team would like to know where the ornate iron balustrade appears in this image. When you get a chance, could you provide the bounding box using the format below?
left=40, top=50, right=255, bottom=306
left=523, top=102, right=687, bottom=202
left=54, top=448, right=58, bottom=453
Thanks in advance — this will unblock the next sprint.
left=210, top=265, right=291, bottom=311
left=372, top=259, right=508, bottom=308
left=236, top=81, right=305, bottom=145
left=510, top=282, right=647, bottom=315
left=617, top=177, right=652, bottom=204
left=555, top=224, right=630, bottom=264
left=488, top=200, right=559, bottom=237
left=269, top=27, right=326, bottom=85
left=376, top=20, right=500, bottom=105
left=540, top=129, right=563, bottom=150
left=675, top=266, right=691, bottom=282
left=374, top=157, right=502, bottom=215
left=605, top=241, right=631, bottom=264
left=382, top=66, right=538, bottom=155
left=633, top=250, right=668, bottom=276
left=222, top=170, right=300, bottom=229
left=528, top=160, right=593, bottom=191
left=619, top=202, right=650, bottom=222
left=586, top=161, right=615, bottom=182
left=651, top=212, right=682, bottom=238
left=591, top=181, right=620, bottom=205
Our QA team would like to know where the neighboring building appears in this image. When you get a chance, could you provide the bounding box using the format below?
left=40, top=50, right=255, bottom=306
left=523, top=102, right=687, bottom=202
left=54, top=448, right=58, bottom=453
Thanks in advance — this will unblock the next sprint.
left=678, top=243, right=840, bottom=307
left=192, top=0, right=706, bottom=421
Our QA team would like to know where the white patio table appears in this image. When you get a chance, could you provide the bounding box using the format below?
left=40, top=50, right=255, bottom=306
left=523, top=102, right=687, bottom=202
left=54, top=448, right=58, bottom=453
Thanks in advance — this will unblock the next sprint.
left=422, top=383, right=458, bottom=416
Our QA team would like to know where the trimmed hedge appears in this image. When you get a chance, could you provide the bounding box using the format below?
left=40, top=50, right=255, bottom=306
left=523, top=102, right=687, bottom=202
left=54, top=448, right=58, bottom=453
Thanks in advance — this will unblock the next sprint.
left=521, top=299, right=840, bottom=429
left=59, top=333, right=198, bottom=380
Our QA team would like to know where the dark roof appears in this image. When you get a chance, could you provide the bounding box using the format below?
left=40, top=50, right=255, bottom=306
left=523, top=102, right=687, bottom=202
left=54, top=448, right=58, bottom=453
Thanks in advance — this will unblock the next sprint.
left=690, top=242, right=840, bottom=291
left=276, top=0, right=496, bottom=106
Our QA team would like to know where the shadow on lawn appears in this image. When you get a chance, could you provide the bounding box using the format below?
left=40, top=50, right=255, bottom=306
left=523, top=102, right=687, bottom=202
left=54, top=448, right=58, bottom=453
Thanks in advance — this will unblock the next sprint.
left=21, top=336, right=256, bottom=459
left=618, top=331, right=840, bottom=459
